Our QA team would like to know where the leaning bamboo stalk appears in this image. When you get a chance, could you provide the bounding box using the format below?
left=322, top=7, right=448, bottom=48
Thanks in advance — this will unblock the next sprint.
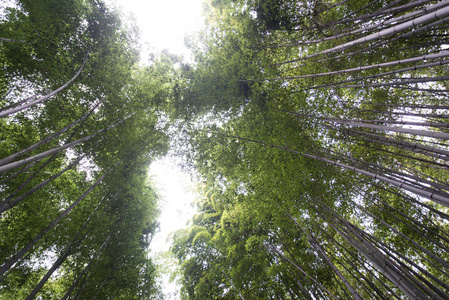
left=222, top=133, right=449, bottom=207
left=316, top=223, right=402, bottom=299
left=337, top=100, right=449, bottom=110
left=284, top=38, right=449, bottom=72
left=302, top=5, right=449, bottom=60
left=308, top=234, right=363, bottom=300
left=331, top=224, right=418, bottom=298
left=348, top=107, right=449, bottom=121
left=0, top=135, right=94, bottom=175
left=0, top=101, right=100, bottom=166
left=1, top=93, right=43, bottom=111
left=326, top=0, right=443, bottom=28
left=365, top=234, right=447, bottom=299
left=0, top=112, right=134, bottom=174
left=0, top=52, right=89, bottom=118
left=297, top=75, right=449, bottom=91
left=0, top=160, right=121, bottom=278
left=370, top=230, right=449, bottom=292
left=91, top=274, right=113, bottom=300
left=351, top=139, right=449, bottom=171
left=370, top=180, right=449, bottom=224
left=363, top=233, right=449, bottom=299
left=265, top=242, right=338, bottom=299
left=284, top=15, right=449, bottom=70
left=330, top=148, right=449, bottom=193
left=334, top=120, right=449, bottom=140
left=27, top=233, right=112, bottom=300
left=328, top=147, right=448, bottom=191
left=273, top=0, right=448, bottom=50
left=4, top=131, right=103, bottom=202
left=323, top=232, right=394, bottom=299
left=61, top=233, right=112, bottom=300
left=354, top=188, right=449, bottom=247
left=348, top=129, right=449, bottom=161
left=264, top=52, right=449, bottom=81
left=286, top=213, right=362, bottom=299
left=351, top=199, right=449, bottom=271
left=282, top=108, right=449, bottom=128
left=378, top=198, right=449, bottom=252
left=391, top=255, right=449, bottom=299
left=0, top=162, right=35, bottom=185
left=282, top=109, right=449, bottom=140
left=0, top=155, right=85, bottom=214
left=329, top=217, right=427, bottom=299
left=60, top=190, right=121, bottom=300
left=62, top=257, right=96, bottom=300
left=327, top=245, right=390, bottom=299
left=310, top=0, right=436, bottom=38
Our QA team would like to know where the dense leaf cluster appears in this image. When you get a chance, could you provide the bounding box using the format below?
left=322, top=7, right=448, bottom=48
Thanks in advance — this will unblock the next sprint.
left=0, top=0, right=173, bottom=298
left=2, top=0, right=449, bottom=299
left=171, top=0, right=449, bottom=299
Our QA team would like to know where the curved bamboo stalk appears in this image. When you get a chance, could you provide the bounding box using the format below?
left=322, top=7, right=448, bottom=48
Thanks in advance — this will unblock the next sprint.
left=302, top=5, right=449, bottom=60
left=0, top=101, right=100, bottom=166
left=261, top=52, right=449, bottom=82
left=265, top=242, right=338, bottom=299
left=0, top=52, right=89, bottom=118
left=221, top=133, right=449, bottom=207
left=298, top=75, right=449, bottom=91
left=0, top=160, right=121, bottom=279
left=0, top=112, right=134, bottom=174
left=272, top=0, right=448, bottom=50
left=0, top=155, right=85, bottom=214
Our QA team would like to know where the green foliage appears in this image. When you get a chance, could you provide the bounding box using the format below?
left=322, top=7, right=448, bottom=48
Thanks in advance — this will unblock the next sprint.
left=2, top=0, right=449, bottom=298
left=0, top=0, right=171, bottom=298
left=171, top=0, right=449, bottom=299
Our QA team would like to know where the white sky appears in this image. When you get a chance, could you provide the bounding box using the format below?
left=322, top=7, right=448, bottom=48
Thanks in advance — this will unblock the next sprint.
left=148, top=158, right=197, bottom=299
left=149, top=158, right=197, bottom=252
left=109, top=0, right=204, bottom=61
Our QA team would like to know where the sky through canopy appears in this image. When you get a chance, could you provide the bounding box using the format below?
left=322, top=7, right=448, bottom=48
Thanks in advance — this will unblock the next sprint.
left=108, top=0, right=205, bottom=298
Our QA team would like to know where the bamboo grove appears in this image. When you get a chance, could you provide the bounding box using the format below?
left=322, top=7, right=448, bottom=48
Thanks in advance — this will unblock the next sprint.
left=1, top=0, right=449, bottom=299
left=170, top=0, right=449, bottom=299
left=0, top=0, right=174, bottom=298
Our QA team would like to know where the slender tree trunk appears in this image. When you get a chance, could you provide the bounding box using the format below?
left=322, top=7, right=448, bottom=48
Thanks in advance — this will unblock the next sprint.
left=309, top=234, right=363, bottom=300
left=300, top=75, right=449, bottom=91
left=271, top=50, right=449, bottom=75
left=0, top=53, right=89, bottom=118
left=350, top=198, right=449, bottom=271
left=27, top=232, right=112, bottom=300
left=91, top=274, right=113, bottom=300
left=0, top=112, right=134, bottom=174
left=224, top=273, right=245, bottom=300
left=265, top=242, right=338, bottom=299
left=0, top=37, right=27, bottom=43
left=0, top=101, right=100, bottom=166
left=220, top=133, right=449, bottom=207
left=0, top=160, right=121, bottom=279
left=282, top=109, right=449, bottom=129
left=285, top=212, right=362, bottom=299
left=302, top=5, right=449, bottom=60
left=327, top=219, right=427, bottom=299
left=315, top=220, right=402, bottom=299
left=285, top=14, right=449, bottom=72
left=0, top=155, right=85, bottom=214
left=316, top=114, right=449, bottom=140
left=1, top=93, right=43, bottom=111
left=348, top=128, right=449, bottom=160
